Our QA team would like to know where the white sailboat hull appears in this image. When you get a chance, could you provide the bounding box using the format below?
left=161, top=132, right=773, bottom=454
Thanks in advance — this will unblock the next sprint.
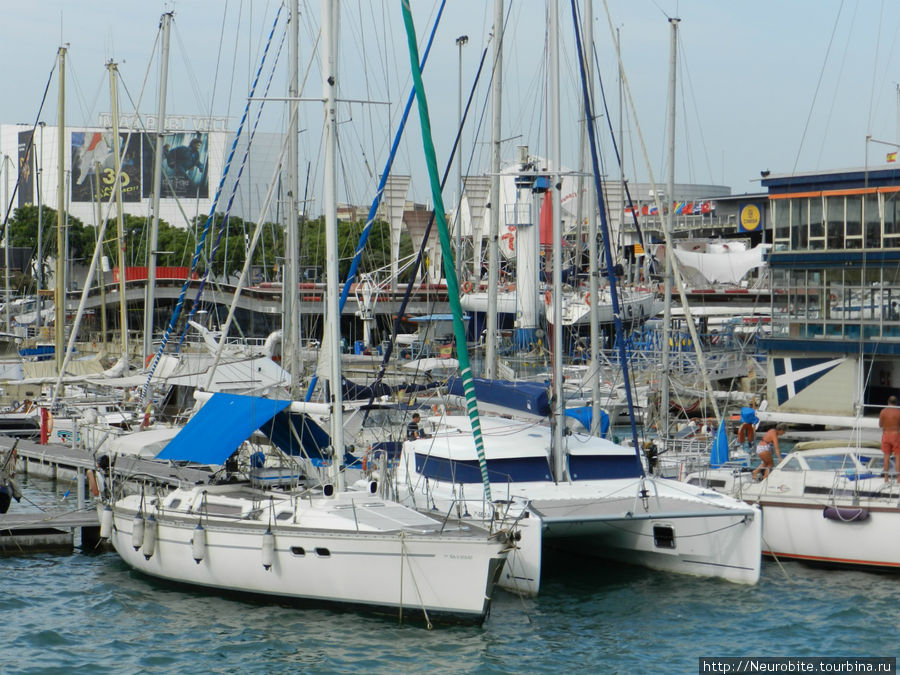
left=107, top=488, right=510, bottom=625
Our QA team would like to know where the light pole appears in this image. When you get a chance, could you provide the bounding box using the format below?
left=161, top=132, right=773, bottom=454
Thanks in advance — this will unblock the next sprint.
left=456, top=34, right=468, bottom=280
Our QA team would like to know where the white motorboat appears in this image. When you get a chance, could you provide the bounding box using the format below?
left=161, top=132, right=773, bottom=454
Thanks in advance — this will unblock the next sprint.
left=544, top=286, right=659, bottom=327
left=395, top=414, right=761, bottom=595
left=738, top=440, right=900, bottom=569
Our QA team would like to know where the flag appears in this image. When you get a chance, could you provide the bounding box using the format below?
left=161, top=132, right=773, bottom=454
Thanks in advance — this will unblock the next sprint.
left=684, top=202, right=694, bottom=214
left=700, top=201, right=712, bottom=214
left=674, top=201, right=686, bottom=214
left=624, top=205, right=637, bottom=216
left=692, top=202, right=703, bottom=214
left=648, top=205, right=659, bottom=215
left=889, top=152, right=898, bottom=163
left=641, top=205, right=650, bottom=216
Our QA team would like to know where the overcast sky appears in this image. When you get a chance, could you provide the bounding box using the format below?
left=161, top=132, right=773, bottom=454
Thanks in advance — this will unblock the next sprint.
left=2, top=0, right=899, bottom=211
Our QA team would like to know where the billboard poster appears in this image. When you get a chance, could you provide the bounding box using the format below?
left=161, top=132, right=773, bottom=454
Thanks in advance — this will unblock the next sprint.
left=17, top=130, right=35, bottom=207
left=71, top=131, right=142, bottom=202
left=142, top=131, right=209, bottom=199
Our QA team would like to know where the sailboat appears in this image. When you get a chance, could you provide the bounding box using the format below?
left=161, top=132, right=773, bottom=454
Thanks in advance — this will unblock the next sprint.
left=395, top=3, right=760, bottom=595
left=100, top=3, right=512, bottom=626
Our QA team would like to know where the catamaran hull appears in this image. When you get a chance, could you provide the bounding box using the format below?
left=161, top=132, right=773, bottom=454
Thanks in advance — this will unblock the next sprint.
left=532, top=499, right=761, bottom=585
left=756, top=500, right=900, bottom=569
left=108, top=506, right=508, bottom=625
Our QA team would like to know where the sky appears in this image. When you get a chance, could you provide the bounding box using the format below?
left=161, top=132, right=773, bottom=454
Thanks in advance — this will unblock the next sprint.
left=2, top=0, right=900, bottom=213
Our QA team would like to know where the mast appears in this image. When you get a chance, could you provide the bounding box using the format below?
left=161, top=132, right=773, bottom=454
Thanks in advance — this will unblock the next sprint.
left=322, top=0, right=344, bottom=490
left=550, top=0, right=565, bottom=481
left=659, top=18, right=678, bottom=443
left=2, top=156, right=9, bottom=332
left=585, top=0, right=602, bottom=435
left=286, top=0, right=301, bottom=398
left=107, top=61, right=129, bottom=368
left=54, top=46, right=66, bottom=375
left=484, top=0, right=503, bottom=379
left=144, top=12, right=172, bottom=363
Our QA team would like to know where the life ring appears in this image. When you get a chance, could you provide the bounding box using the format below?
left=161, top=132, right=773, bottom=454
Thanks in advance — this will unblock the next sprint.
left=544, top=290, right=552, bottom=305
left=584, top=292, right=591, bottom=306
left=462, top=281, right=474, bottom=294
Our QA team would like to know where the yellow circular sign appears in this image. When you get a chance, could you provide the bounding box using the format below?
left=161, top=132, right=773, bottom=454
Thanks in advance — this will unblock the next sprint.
left=740, top=204, right=761, bottom=231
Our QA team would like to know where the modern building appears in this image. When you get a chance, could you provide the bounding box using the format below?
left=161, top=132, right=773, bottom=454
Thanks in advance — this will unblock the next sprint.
left=758, top=164, right=900, bottom=419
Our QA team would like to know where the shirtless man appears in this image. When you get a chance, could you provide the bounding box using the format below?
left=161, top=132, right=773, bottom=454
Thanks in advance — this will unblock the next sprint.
left=879, top=396, right=900, bottom=481
left=751, top=424, right=785, bottom=481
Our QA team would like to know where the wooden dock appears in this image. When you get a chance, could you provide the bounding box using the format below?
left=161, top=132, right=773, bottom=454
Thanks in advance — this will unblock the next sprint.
left=0, top=508, right=100, bottom=553
left=2, top=434, right=216, bottom=554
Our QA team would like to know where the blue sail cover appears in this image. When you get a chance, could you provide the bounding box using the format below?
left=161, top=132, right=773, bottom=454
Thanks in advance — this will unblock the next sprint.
left=445, top=377, right=551, bottom=417
left=157, top=394, right=291, bottom=465
left=710, top=423, right=730, bottom=468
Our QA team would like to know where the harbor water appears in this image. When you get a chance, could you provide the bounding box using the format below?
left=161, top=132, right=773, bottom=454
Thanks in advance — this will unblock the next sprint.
left=2, top=477, right=896, bottom=673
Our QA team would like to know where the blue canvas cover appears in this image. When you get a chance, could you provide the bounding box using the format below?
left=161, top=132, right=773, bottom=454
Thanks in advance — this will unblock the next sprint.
left=445, top=377, right=551, bottom=417
left=157, top=393, right=291, bottom=465
left=709, top=424, right=729, bottom=468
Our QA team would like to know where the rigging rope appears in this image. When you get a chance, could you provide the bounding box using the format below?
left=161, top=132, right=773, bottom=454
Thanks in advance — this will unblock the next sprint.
left=303, top=0, right=447, bottom=402
left=401, top=0, right=492, bottom=502
left=139, top=4, right=286, bottom=405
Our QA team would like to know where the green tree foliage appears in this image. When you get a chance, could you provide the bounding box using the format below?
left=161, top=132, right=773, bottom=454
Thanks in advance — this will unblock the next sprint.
left=9, top=205, right=410, bottom=286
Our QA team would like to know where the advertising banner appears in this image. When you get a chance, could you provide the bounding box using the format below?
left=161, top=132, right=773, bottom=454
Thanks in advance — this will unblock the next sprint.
left=71, top=131, right=142, bottom=202
left=142, top=131, right=209, bottom=199
left=17, top=130, right=35, bottom=207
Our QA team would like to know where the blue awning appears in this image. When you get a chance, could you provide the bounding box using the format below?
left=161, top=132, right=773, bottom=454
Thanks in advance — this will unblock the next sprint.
left=157, top=393, right=291, bottom=465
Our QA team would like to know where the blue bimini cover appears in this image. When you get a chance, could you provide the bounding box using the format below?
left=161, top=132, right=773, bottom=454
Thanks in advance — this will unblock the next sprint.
left=157, top=393, right=291, bottom=465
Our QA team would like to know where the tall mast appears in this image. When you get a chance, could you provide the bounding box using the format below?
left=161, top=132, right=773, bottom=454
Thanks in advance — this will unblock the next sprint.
left=550, top=0, right=565, bottom=481
left=108, top=61, right=129, bottom=368
left=485, top=0, right=503, bottom=379
left=322, top=0, right=343, bottom=490
left=660, top=17, right=679, bottom=442
left=144, top=12, right=172, bottom=363
left=585, top=0, right=602, bottom=435
left=54, top=46, right=67, bottom=374
left=286, top=0, right=301, bottom=397
left=2, top=156, right=9, bottom=332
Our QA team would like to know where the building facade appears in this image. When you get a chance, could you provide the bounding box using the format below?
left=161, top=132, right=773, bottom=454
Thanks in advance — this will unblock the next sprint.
left=760, top=165, right=900, bottom=418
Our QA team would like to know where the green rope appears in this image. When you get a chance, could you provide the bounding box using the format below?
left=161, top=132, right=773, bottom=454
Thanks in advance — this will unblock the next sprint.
left=400, top=1, right=492, bottom=502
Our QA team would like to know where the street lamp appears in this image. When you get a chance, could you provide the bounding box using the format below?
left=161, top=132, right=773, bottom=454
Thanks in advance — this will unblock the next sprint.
left=456, top=34, right=468, bottom=280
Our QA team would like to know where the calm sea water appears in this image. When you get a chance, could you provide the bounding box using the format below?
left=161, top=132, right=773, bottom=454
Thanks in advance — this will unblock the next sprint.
left=2, top=477, right=897, bottom=674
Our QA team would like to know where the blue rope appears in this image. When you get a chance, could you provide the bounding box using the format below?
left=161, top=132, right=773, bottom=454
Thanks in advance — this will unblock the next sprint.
left=569, top=0, right=643, bottom=471
left=140, top=4, right=285, bottom=404
left=176, top=18, right=288, bottom=349
left=304, top=0, right=446, bottom=402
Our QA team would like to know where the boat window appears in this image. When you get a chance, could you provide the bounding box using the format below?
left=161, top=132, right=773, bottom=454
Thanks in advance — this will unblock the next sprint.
left=803, top=454, right=853, bottom=471
left=275, top=511, right=292, bottom=521
left=290, top=546, right=306, bottom=556
left=167, top=499, right=181, bottom=509
left=779, top=455, right=802, bottom=472
left=314, top=547, right=331, bottom=557
left=653, top=525, right=676, bottom=549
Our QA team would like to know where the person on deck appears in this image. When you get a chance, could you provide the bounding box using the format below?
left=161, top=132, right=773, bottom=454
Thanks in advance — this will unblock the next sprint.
left=879, top=395, right=900, bottom=481
left=751, top=424, right=785, bottom=481
left=407, top=413, right=426, bottom=440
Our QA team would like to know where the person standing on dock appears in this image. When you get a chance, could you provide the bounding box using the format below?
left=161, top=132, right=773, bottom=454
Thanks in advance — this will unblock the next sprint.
left=751, top=424, right=785, bottom=481
left=879, top=395, right=900, bottom=481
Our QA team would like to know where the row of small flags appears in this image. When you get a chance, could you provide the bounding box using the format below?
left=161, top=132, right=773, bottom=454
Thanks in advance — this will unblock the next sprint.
left=888, top=152, right=898, bottom=163
left=624, top=200, right=715, bottom=216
